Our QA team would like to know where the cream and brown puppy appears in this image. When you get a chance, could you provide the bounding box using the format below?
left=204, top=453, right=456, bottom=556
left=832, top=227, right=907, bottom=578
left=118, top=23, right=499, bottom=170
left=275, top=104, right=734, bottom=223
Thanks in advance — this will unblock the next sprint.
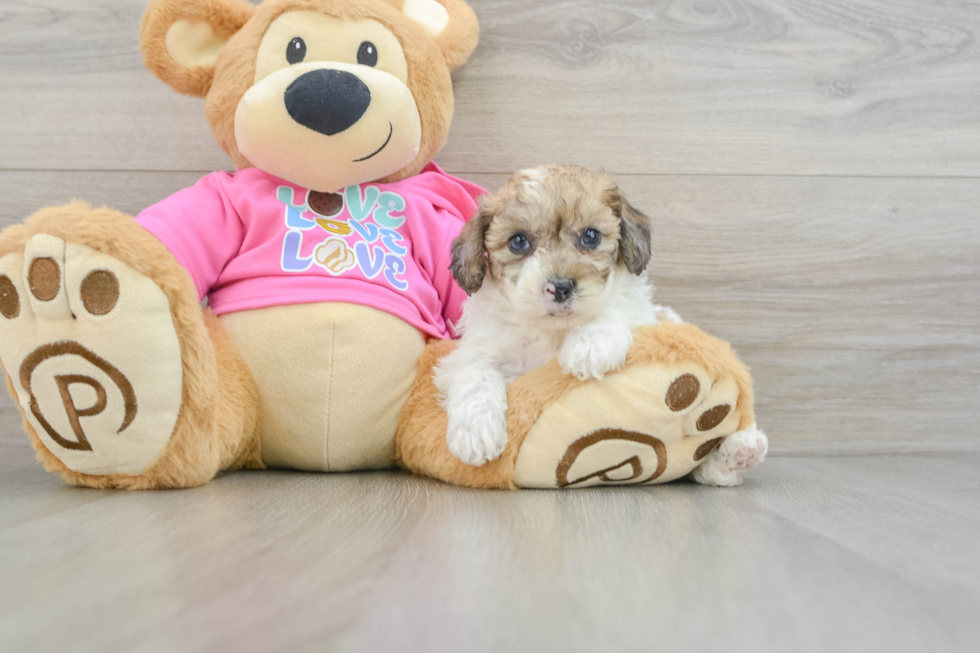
left=434, top=165, right=683, bottom=466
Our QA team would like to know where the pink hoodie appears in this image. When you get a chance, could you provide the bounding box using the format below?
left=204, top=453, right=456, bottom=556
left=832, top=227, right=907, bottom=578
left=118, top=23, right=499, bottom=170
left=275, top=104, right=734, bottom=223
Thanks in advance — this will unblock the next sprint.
left=136, top=163, right=485, bottom=339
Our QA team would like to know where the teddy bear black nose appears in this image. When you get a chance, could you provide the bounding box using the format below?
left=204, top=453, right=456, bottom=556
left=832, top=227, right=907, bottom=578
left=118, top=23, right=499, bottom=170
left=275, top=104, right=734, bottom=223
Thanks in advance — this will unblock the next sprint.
left=284, top=69, right=372, bottom=136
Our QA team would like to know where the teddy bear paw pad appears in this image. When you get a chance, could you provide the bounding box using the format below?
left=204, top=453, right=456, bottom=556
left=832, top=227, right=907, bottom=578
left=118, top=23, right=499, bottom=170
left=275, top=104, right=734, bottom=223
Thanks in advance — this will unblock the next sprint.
left=512, top=362, right=744, bottom=489
left=0, top=235, right=183, bottom=475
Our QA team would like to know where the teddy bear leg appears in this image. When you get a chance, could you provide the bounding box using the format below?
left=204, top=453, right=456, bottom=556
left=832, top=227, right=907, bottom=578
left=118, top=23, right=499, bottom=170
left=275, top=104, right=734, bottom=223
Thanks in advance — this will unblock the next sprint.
left=691, top=424, right=769, bottom=487
left=396, top=340, right=519, bottom=489
left=508, top=323, right=761, bottom=489
left=0, top=203, right=261, bottom=489
left=396, top=323, right=761, bottom=490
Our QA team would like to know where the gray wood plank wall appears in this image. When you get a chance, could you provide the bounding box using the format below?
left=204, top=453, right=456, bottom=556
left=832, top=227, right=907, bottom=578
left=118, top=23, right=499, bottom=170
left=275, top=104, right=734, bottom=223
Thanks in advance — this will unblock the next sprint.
left=1, top=0, right=978, bottom=453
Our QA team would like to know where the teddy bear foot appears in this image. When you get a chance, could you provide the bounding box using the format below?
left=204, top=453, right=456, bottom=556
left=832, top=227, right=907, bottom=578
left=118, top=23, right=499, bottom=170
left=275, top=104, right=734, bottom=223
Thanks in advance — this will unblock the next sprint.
left=397, top=323, right=759, bottom=490
left=512, top=350, right=748, bottom=489
left=0, top=233, right=185, bottom=478
left=0, top=205, right=260, bottom=489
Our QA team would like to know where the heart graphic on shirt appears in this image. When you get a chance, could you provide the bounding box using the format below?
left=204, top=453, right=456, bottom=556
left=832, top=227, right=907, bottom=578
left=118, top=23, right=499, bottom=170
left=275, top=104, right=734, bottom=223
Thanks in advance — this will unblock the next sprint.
left=314, top=239, right=357, bottom=275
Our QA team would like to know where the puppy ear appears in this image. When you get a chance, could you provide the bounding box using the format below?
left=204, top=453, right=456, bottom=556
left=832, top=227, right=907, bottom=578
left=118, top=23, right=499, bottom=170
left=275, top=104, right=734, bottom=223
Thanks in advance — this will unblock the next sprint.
left=450, top=204, right=493, bottom=295
left=606, top=187, right=652, bottom=275
left=140, top=0, right=254, bottom=98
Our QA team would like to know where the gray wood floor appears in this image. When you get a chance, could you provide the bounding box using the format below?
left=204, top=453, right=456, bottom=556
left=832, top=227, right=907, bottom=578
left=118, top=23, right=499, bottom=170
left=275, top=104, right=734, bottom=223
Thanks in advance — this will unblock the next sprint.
left=1, top=1, right=979, bottom=651
left=1, top=439, right=978, bottom=653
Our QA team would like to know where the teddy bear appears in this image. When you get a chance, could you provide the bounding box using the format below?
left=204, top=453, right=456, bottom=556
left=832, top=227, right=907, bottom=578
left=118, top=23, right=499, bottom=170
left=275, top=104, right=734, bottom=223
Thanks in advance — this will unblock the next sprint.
left=0, top=0, right=766, bottom=490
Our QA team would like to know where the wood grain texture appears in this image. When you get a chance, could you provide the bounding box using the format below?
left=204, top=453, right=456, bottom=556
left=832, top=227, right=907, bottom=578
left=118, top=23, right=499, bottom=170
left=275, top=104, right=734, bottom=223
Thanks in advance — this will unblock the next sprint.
left=0, top=441, right=977, bottom=652
left=2, top=171, right=977, bottom=452
left=0, top=2, right=977, bottom=451
left=0, top=400, right=19, bottom=446
left=1, top=3, right=978, bottom=651
left=1, top=0, right=979, bottom=175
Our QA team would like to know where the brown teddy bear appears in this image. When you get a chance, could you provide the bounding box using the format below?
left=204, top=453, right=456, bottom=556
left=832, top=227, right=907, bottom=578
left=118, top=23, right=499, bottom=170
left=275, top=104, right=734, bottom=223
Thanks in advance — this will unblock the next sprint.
left=0, top=0, right=765, bottom=490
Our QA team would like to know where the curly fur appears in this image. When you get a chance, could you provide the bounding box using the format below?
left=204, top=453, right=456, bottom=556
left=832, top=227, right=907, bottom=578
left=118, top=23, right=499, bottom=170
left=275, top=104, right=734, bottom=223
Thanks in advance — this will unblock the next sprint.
left=433, top=166, right=681, bottom=466
left=396, top=322, right=756, bottom=489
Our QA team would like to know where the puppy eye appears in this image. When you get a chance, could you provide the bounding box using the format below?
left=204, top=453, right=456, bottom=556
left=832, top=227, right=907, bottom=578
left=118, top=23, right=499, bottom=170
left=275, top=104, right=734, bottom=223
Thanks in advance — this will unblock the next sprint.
left=287, top=37, right=307, bottom=65
left=357, top=41, right=378, bottom=67
left=508, top=233, right=531, bottom=254
left=580, top=228, right=601, bottom=249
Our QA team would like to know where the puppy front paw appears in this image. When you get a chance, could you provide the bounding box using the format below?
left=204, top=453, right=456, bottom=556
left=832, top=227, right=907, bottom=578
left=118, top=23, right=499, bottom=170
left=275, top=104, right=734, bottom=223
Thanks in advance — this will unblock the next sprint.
left=720, top=424, right=768, bottom=471
left=558, top=324, right=633, bottom=381
left=446, top=401, right=508, bottom=467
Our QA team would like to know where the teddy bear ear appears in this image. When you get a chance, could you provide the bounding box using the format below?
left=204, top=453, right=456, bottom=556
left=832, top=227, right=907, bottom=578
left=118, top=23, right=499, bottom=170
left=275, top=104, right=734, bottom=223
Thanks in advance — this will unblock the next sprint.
left=139, top=0, right=255, bottom=98
left=397, top=0, right=480, bottom=70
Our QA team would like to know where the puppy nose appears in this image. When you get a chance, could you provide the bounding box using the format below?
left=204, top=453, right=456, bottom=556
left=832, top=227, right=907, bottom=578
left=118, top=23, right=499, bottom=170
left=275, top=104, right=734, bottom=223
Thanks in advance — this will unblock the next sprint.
left=547, top=278, right=577, bottom=303
left=284, top=69, right=371, bottom=136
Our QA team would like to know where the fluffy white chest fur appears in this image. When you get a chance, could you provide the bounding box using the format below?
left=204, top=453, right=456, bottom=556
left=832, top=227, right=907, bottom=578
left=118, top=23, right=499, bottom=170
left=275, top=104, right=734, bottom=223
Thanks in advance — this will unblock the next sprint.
left=434, top=269, right=681, bottom=466
left=447, top=269, right=678, bottom=383
left=433, top=164, right=767, bottom=483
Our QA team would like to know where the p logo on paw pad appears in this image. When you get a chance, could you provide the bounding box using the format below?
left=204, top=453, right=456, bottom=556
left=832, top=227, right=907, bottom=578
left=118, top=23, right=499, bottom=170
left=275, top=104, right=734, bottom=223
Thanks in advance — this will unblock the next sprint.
left=512, top=360, right=746, bottom=488
left=20, top=342, right=136, bottom=452
left=0, top=237, right=184, bottom=476
left=556, top=429, right=667, bottom=488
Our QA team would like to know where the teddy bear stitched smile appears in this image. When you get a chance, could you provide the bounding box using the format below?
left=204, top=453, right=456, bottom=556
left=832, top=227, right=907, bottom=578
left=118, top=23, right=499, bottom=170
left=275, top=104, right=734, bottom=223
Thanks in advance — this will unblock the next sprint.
left=0, top=0, right=767, bottom=491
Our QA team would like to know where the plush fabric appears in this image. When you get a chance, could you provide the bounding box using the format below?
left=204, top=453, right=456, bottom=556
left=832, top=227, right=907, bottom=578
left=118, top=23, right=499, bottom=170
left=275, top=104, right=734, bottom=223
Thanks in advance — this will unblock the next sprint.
left=220, top=302, right=426, bottom=471
left=0, top=239, right=184, bottom=476
left=140, top=0, right=479, bottom=185
left=0, top=0, right=761, bottom=491
left=0, top=204, right=262, bottom=489
left=395, top=322, right=754, bottom=489
left=238, top=10, right=424, bottom=190
left=141, top=0, right=255, bottom=98
left=134, top=164, right=483, bottom=338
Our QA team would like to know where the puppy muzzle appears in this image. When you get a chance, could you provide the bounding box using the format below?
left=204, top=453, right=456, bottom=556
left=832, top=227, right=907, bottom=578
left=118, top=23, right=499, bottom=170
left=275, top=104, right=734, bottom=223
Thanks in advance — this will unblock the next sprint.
left=545, top=278, right=577, bottom=304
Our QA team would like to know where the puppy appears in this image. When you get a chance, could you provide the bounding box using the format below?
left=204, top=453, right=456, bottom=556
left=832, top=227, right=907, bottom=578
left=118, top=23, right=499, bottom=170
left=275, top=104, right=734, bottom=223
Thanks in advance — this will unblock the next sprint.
left=434, top=165, right=681, bottom=467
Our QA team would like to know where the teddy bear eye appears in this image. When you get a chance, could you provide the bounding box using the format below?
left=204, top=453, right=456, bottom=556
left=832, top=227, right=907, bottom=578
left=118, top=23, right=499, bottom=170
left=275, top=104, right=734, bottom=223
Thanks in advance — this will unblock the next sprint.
left=580, top=228, right=601, bottom=249
left=287, top=37, right=306, bottom=65
left=357, top=41, right=378, bottom=67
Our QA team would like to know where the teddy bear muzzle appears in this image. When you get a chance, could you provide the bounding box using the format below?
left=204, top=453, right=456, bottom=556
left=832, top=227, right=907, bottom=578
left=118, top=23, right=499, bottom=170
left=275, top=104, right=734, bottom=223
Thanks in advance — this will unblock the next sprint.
left=284, top=69, right=372, bottom=137
left=234, top=61, right=422, bottom=193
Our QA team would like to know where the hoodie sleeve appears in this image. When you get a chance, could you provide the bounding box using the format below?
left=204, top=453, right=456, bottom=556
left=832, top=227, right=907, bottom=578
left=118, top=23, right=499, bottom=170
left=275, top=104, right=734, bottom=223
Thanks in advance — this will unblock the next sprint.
left=135, top=172, right=245, bottom=300
left=410, top=166, right=486, bottom=338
